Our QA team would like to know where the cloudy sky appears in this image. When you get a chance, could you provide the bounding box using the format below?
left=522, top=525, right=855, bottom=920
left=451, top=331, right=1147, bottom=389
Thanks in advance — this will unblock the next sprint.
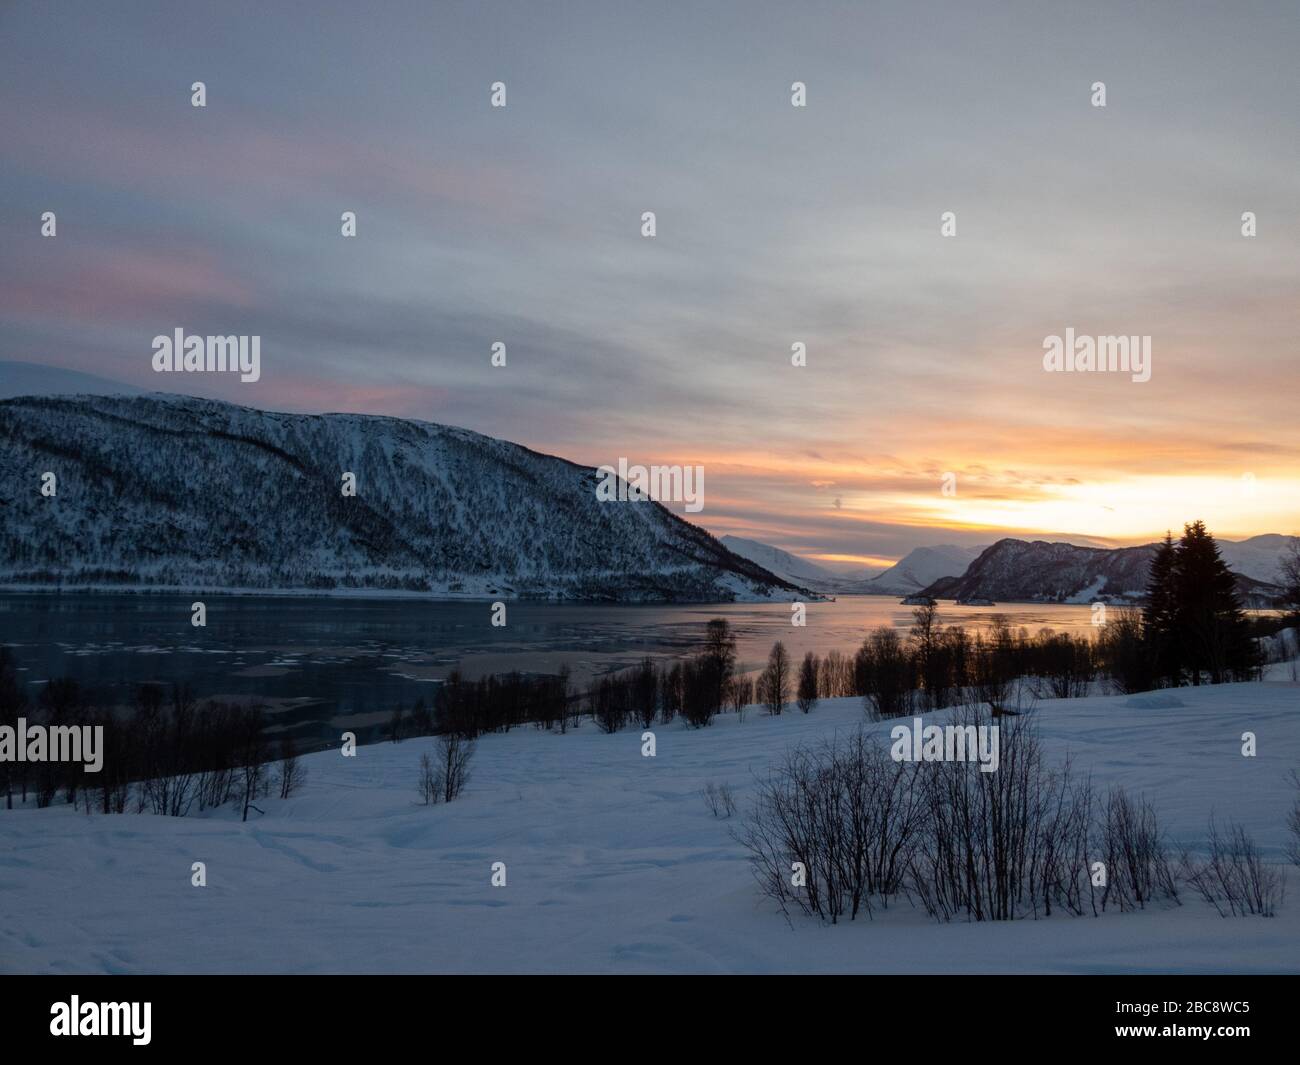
left=2, top=0, right=1297, bottom=566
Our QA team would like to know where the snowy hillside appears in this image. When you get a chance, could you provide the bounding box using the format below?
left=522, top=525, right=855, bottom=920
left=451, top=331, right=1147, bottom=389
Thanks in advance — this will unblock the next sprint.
left=0, top=394, right=802, bottom=602
left=720, top=535, right=838, bottom=584
left=923, top=537, right=1283, bottom=605
left=2, top=681, right=1297, bottom=974
left=718, top=535, right=874, bottom=592
left=1219, top=534, right=1298, bottom=586
left=864, top=544, right=985, bottom=595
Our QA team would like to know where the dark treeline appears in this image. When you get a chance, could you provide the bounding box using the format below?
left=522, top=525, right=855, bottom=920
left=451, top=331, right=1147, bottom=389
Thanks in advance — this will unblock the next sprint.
left=389, top=667, right=577, bottom=740
left=575, top=522, right=1269, bottom=730
left=851, top=605, right=1180, bottom=719
left=0, top=656, right=303, bottom=819
left=589, top=619, right=740, bottom=732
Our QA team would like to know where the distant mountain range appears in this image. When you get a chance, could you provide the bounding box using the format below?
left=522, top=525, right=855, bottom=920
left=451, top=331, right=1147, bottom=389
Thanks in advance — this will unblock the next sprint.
left=720, top=534, right=1292, bottom=607
left=861, top=544, right=986, bottom=595
left=0, top=360, right=145, bottom=400
left=920, top=537, right=1289, bottom=606
left=721, top=537, right=982, bottom=596
left=0, top=394, right=805, bottom=602
left=1216, top=534, right=1297, bottom=586
left=718, top=535, right=882, bottom=592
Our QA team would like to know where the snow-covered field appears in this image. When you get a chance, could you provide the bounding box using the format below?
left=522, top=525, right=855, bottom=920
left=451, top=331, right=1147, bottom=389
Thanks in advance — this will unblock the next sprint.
left=3, top=681, right=1298, bottom=974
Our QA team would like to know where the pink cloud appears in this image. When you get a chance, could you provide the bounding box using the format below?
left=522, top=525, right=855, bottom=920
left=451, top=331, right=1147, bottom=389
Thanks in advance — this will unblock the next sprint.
left=0, top=245, right=257, bottom=323
left=4, top=103, right=527, bottom=219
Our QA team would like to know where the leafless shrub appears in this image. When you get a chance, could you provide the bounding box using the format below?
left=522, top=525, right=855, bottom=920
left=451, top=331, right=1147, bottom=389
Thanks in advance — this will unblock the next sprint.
left=1287, top=770, right=1300, bottom=868
left=727, top=674, right=753, bottom=721
left=738, top=705, right=1256, bottom=930
left=737, top=730, right=926, bottom=923
left=417, top=751, right=442, bottom=805
left=138, top=688, right=201, bottom=817
left=1095, top=786, right=1180, bottom=912
left=277, top=733, right=307, bottom=799
left=1184, top=816, right=1283, bottom=917
left=909, top=707, right=1091, bottom=922
left=435, top=732, right=475, bottom=803
left=906, top=706, right=1171, bottom=923
left=702, top=780, right=738, bottom=819
left=237, top=707, right=271, bottom=822
left=658, top=663, right=681, bottom=726
left=1033, top=756, right=1097, bottom=918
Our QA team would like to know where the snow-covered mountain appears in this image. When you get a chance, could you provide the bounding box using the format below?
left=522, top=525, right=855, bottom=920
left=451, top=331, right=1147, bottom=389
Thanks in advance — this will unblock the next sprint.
left=921, top=537, right=1285, bottom=605
left=0, top=360, right=144, bottom=399
left=717, top=541, right=982, bottom=597
left=862, top=544, right=985, bottom=595
left=1217, top=534, right=1296, bottom=585
left=0, top=394, right=805, bottom=602
left=718, top=536, right=847, bottom=591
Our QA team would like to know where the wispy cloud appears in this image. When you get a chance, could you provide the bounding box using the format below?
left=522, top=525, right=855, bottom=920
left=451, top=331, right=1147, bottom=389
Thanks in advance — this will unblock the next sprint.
left=2, top=0, right=1297, bottom=564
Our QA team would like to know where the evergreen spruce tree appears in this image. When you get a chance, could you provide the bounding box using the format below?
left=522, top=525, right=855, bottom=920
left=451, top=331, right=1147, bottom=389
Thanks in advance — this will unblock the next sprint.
left=1142, top=532, right=1180, bottom=686
left=1172, top=520, right=1257, bottom=684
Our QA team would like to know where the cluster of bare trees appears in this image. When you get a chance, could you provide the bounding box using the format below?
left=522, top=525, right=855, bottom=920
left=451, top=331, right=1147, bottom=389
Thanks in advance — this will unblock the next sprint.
left=851, top=598, right=1263, bottom=718
left=585, top=629, right=826, bottom=730
left=855, top=587, right=1272, bottom=720
left=464, top=624, right=841, bottom=735
left=106, top=687, right=306, bottom=822
left=854, top=608, right=1108, bottom=719
left=0, top=673, right=103, bottom=810
left=587, top=619, right=740, bottom=731
left=385, top=669, right=579, bottom=742
left=130, top=686, right=277, bottom=821
left=590, top=658, right=659, bottom=733
left=750, top=643, right=818, bottom=716
left=427, top=668, right=575, bottom=738
left=0, top=653, right=306, bottom=820
left=735, top=706, right=1281, bottom=925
